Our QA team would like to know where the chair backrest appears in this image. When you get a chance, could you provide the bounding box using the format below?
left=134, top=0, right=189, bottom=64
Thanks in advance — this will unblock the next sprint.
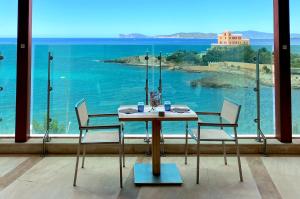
left=220, top=100, right=241, bottom=124
left=75, top=99, right=89, bottom=128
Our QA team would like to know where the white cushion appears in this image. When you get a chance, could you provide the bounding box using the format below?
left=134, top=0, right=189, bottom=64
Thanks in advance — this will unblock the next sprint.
left=191, top=128, right=235, bottom=141
left=82, top=131, right=119, bottom=144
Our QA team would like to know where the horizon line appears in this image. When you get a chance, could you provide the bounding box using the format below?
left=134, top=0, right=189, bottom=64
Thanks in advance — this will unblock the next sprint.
left=1, top=30, right=300, bottom=39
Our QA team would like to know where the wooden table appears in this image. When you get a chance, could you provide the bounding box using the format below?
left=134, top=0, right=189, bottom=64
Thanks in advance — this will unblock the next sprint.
left=118, top=105, right=198, bottom=185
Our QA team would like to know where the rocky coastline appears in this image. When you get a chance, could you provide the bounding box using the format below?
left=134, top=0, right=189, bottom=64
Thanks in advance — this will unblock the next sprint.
left=100, top=55, right=300, bottom=89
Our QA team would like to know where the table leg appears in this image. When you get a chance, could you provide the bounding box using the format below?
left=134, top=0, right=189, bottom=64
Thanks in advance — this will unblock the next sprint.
left=152, top=120, right=161, bottom=176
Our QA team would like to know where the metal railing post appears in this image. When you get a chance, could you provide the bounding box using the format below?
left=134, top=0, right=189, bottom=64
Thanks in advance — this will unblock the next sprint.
left=253, top=50, right=268, bottom=156
left=144, top=52, right=151, bottom=155
left=158, top=52, right=162, bottom=104
left=158, top=52, right=165, bottom=156
left=0, top=53, right=3, bottom=123
left=42, top=52, right=53, bottom=156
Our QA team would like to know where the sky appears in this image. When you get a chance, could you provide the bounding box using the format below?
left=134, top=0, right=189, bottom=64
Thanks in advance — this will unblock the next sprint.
left=0, top=0, right=299, bottom=38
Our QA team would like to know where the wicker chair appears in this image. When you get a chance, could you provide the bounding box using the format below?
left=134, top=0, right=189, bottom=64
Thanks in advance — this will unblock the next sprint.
left=73, top=99, right=124, bottom=188
left=186, top=99, right=243, bottom=184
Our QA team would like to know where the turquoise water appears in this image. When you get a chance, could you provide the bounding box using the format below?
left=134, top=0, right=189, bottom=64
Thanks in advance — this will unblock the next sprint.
left=0, top=38, right=300, bottom=135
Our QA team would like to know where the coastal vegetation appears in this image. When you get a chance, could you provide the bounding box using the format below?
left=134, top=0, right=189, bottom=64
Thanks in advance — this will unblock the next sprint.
left=32, top=117, right=66, bottom=134
left=166, top=50, right=205, bottom=65
left=165, top=46, right=300, bottom=68
left=103, top=45, right=300, bottom=88
left=166, top=45, right=272, bottom=66
left=104, top=45, right=300, bottom=68
left=291, top=53, right=300, bottom=68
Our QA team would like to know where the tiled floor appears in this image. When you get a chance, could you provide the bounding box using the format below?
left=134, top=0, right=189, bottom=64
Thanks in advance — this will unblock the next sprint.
left=0, top=155, right=298, bottom=199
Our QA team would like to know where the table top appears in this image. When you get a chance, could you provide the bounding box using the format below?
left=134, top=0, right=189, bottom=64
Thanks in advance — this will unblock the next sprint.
left=118, top=105, right=198, bottom=121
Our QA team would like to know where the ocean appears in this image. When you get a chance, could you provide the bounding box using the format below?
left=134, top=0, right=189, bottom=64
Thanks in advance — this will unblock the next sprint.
left=0, top=38, right=300, bottom=135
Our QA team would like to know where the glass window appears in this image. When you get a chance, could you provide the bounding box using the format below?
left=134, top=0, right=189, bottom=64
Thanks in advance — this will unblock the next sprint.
left=31, top=0, right=275, bottom=136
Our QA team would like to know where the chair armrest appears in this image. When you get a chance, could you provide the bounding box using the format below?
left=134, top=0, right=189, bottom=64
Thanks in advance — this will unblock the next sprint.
left=195, top=112, right=221, bottom=116
left=198, top=122, right=238, bottom=127
left=80, top=124, right=121, bottom=130
left=88, top=113, right=118, bottom=118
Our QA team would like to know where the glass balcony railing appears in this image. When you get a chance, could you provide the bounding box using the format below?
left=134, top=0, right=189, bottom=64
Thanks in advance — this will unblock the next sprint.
left=0, top=43, right=17, bottom=135
left=291, top=45, right=300, bottom=135
left=28, top=39, right=278, bottom=136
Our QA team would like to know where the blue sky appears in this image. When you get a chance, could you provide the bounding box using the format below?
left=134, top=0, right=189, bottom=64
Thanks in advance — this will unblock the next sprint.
left=0, top=0, right=299, bottom=37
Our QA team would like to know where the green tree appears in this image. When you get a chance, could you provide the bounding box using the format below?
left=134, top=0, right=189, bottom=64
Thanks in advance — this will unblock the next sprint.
left=166, top=50, right=205, bottom=65
left=32, top=116, right=66, bottom=134
left=258, top=48, right=272, bottom=64
left=202, top=45, right=257, bottom=65
left=291, top=53, right=300, bottom=68
left=165, top=46, right=275, bottom=67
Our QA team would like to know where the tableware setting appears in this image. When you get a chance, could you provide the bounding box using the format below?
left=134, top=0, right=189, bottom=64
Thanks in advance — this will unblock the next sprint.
left=164, top=101, right=171, bottom=111
left=119, top=108, right=138, bottom=114
left=138, top=102, right=145, bottom=112
left=171, top=107, right=190, bottom=113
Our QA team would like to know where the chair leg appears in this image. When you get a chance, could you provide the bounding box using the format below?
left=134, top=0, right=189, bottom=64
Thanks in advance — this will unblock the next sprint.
left=81, top=145, right=86, bottom=168
left=73, top=143, right=81, bottom=186
left=160, top=130, right=165, bottom=156
left=147, top=137, right=151, bottom=156
left=185, top=122, right=188, bottom=165
left=236, top=140, right=243, bottom=182
left=196, top=137, right=200, bottom=184
left=196, top=125, right=200, bottom=184
left=119, top=141, right=123, bottom=188
left=222, top=141, right=227, bottom=165
left=145, top=122, right=151, bottom=156
left=122, top=136, right=125, bottom=168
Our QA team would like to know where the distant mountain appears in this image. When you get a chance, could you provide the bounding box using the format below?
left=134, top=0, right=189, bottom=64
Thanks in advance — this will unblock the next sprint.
left=119, top=32, right=216, bottom=39
left=232, top=31, right=273, bottom=39
left=156, top=32, right=217, bottom=39
left=119, top=31, right=300, bottom=39
left=119, top=33, right=149, bottom=38
left=234, top=30, right=300, bottom=39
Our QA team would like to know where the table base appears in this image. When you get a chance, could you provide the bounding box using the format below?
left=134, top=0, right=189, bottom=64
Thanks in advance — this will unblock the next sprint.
left=134, top=163, right=183, bottom=185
